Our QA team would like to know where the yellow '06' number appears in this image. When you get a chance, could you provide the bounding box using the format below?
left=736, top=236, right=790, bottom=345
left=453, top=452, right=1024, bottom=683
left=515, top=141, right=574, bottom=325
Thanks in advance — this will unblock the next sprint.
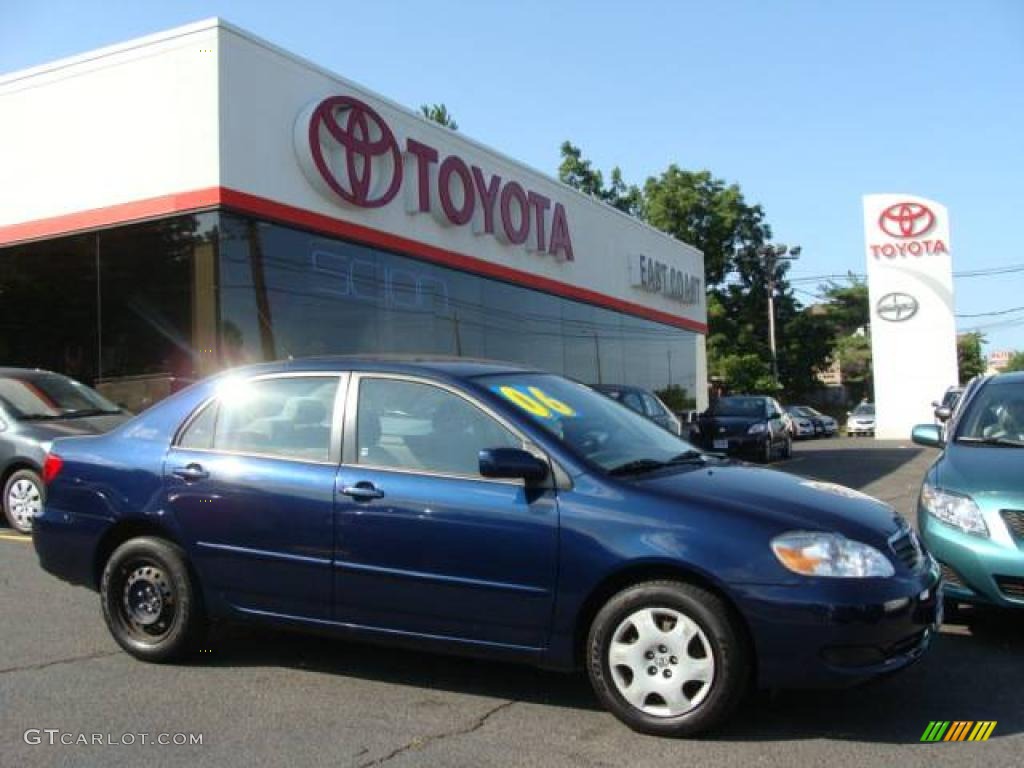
left=497, top=386, right=577, bottom=419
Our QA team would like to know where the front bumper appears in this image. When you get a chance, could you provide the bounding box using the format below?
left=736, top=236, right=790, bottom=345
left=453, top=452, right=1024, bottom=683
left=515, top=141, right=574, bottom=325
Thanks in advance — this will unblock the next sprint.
left=734, top=561, right=942, bottom=689
left=701, top=433, right=769, bottom=457
left=847, top=422, right=875, bottom=435
left=919, top=507, right=1024, bottom=609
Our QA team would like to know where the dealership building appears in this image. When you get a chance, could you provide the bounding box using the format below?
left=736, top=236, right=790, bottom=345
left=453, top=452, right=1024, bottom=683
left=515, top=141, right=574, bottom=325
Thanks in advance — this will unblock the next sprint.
left=0, top=19, right=707, bottom=412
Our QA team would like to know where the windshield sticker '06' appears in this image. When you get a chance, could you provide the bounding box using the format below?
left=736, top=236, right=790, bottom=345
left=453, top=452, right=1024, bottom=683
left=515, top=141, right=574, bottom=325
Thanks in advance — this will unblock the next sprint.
left=492, top=386, right=578, bottom=420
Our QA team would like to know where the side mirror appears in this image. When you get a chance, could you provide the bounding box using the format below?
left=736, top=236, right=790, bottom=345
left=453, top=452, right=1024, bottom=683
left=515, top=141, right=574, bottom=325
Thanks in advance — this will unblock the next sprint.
left=479, top=447, right=549, bottom=484
left=931, top=400, right=940, bottom=408
left=911, top=424, right=944, bottom=448
left=933, top=405, right=953, bottom=422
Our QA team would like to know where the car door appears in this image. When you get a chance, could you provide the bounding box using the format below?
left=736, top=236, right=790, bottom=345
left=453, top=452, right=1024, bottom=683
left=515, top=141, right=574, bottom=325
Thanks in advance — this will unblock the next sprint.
left=164, top=373, right=345, bottom=620
left=334, top=374, right=559, bottom=649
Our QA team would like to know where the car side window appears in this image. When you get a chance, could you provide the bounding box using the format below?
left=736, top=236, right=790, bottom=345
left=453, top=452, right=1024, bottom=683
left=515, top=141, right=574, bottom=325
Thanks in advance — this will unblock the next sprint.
left=621, top=392, right=645, bottom=414
left=640, top=393, right=663, bottom=418
left=357, top=378, right=520, bottom=477
left=179, top=377, right=338, bottom=462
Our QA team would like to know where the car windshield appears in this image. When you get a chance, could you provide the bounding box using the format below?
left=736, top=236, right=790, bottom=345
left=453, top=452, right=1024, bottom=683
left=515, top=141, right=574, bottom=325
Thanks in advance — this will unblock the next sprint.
left=787, top=406, right=814, bottom=418
left=852, top=404, right=875, bottom=416
left=475, top=373, right=700, bottom=473
left=955, top=379, right=1024, bottom=447
left=0, top=374, right=121, bottom=420
left=708, top=397, right=766, bottom=418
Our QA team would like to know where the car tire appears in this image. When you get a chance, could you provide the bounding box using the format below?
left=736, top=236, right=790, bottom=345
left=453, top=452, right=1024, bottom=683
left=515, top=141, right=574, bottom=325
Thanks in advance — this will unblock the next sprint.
left=100, top=537, right=206, bottom=663
left=586, top=580, right=750, bottom=737
left=3, top=468, right=44, bottom=534
left=762, top=438, right=773, bottom=464
left=781, top=436, right=793, bottom=459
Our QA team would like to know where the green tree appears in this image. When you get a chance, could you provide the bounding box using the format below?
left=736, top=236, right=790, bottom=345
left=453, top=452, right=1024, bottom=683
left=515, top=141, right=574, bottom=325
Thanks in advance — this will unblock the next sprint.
left=833, top=333, right=873, bottom=403
left=1004, top=351, right=1024, bottom=372
left=712, top=353, right=775, bottom=394
left=557, top=142, right=643, bottom=216
left=420, top=103, right=458, bottom=130
left=557, top=142, right=835, bottom=397
left=821, top=277, right=869, bottom=336
left=644, top=167, right=770, bottom=286
left=957, top=332, right=987, bottom=383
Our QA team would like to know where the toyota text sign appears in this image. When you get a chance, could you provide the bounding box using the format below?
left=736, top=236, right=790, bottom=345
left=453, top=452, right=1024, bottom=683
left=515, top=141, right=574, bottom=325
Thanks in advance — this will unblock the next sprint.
left=297, top=95, right=574, bottom=261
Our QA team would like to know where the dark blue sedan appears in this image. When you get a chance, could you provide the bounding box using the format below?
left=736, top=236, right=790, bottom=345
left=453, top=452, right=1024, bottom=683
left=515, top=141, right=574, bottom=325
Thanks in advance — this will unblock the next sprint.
left=34, top=357, right=941, bottom=736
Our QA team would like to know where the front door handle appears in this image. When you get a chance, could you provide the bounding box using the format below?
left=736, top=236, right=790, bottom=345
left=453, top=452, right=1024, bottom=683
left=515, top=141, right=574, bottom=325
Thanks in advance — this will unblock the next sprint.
left=341, top=482, right=384, bottom=501
left=173, top=463, right=209, bottom=482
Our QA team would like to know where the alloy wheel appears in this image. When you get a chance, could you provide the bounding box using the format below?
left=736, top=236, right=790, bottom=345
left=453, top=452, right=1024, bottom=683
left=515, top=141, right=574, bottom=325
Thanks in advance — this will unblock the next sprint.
left=7, top=477, right=41, bottom=532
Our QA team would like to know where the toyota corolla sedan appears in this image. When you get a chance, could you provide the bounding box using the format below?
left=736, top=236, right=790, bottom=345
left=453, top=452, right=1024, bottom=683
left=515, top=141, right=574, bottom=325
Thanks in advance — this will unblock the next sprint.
left=911, top=372, right=1024, bottom=611
left=34, top=358, right=940, bottom=737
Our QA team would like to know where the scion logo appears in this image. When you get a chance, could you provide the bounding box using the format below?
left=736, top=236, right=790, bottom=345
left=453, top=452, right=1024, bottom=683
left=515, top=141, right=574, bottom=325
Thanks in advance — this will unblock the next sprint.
left=879, top=202, right=935, bottom=239
left=876, top=292, right=919, bottom=322
left=303, top=96, right=403, bottom=208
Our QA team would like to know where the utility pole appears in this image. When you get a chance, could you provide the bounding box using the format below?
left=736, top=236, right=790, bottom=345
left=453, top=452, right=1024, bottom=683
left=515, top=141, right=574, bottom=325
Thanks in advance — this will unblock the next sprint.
left=757, top=243, right=801, bottom=389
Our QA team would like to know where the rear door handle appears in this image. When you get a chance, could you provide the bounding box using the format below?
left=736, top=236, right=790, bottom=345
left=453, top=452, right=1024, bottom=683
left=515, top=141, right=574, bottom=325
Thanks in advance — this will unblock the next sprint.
left=173, top=463, right=209, bottom=482
left=341, top=483, right=384, bottom=501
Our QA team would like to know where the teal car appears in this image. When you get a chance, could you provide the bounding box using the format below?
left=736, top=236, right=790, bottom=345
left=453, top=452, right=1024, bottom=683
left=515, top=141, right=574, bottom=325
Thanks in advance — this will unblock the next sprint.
left=911, top=372, right=1024, bottom=608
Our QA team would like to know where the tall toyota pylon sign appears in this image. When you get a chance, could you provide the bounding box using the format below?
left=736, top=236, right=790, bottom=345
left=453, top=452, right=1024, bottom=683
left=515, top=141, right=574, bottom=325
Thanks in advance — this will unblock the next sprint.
left=863, top=194, right=958, bottom=439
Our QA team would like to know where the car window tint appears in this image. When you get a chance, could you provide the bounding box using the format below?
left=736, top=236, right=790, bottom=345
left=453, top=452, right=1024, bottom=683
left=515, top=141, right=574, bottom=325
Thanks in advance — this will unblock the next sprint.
left=357, top=378, right=520, bottom=477
left=179, top=403, right=217, bottom=450
left=621, top=392, right=644, bottom=414
left=641, top=393, right=662, bottom=418
left=205, top=377, right=338, bottom=461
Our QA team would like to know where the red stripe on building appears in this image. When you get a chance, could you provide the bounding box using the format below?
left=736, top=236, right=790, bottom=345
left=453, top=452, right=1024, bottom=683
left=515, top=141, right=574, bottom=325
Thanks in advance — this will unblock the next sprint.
left=0, top=187, right=707, bottom=334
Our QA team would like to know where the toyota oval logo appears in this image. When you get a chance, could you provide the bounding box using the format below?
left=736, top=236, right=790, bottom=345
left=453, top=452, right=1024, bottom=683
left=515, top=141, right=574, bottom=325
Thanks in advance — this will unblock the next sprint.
left=305, top=96, right=403, bottom=208
left=876, top=292, right=919, bottom=322
left=878, top=202, right=935, bottom=239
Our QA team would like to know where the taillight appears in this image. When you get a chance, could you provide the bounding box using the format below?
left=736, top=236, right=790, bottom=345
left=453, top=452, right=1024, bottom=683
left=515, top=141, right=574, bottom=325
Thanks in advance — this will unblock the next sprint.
left=42, top=453, right=63, bottom=485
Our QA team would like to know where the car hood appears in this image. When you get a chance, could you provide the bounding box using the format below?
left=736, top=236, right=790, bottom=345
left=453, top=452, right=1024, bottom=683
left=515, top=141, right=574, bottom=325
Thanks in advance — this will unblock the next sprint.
left=935, top=443, right=1024, bottom=502
left=631, top=463, right=902, bottom=544
left=14, top=413, right=131, bottom=441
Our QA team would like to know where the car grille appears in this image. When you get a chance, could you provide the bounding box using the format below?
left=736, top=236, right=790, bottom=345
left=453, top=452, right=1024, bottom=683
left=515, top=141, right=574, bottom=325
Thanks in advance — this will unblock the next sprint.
left=994, top=576, right=1024, bottom=602
left=938, top=561, right=966, bottom=589
left=889, top=529, right=923, bottom=571
left=1000, top=510, right=1024, bottom=543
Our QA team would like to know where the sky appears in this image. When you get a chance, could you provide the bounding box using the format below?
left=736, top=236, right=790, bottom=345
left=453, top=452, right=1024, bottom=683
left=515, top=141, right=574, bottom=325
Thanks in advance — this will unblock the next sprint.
left=3, top=0, right=1023, bottom=353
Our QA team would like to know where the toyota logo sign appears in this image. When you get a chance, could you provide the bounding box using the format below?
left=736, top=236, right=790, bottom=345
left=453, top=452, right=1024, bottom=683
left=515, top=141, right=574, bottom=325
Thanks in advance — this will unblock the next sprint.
left=878, top=202, right=935, bottom=239
left=876, top=292, right=919, bottom=322
left=295, top=94, right=576, bottom=260
left=305, top=96, right=402, bottom=209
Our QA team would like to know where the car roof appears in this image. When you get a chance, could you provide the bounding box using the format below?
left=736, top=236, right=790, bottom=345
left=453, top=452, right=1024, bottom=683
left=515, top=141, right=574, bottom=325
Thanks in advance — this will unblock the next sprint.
left=0, top=367, right=62, bottom=379
left=215, top=355, right=539, bottom=381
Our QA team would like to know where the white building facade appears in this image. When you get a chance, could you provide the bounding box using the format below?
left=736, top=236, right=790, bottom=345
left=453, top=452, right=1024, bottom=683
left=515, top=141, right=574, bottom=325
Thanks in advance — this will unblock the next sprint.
left=0, top=20, right=707, bottom=411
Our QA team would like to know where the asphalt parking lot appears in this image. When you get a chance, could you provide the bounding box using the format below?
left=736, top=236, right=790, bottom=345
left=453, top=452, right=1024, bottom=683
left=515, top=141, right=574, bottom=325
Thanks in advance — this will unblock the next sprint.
left=2, top=437, right=1022, bottom=767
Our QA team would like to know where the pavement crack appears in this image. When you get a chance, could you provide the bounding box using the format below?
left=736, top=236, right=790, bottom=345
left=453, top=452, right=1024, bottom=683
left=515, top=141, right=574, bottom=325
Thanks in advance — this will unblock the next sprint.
left=357, top=699, right=516, bottom=767
left=0, top=650, right=120, bottom=675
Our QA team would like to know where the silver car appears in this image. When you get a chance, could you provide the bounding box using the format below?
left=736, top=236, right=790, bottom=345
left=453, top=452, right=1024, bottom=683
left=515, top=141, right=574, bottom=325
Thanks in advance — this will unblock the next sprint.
left=846, top=402, right=876, bottom=437
left=1, top=368, right=130, bottom=533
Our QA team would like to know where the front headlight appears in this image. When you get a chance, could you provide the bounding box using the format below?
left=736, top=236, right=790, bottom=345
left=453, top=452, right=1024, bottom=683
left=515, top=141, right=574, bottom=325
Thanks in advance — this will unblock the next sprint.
left=771, top=531, right=895, bottom=578
left=798, top=420, right=811, bottom=428
left=747, top=422, right=767, bottom=434
left=921, top=482, right=988, bottom=538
